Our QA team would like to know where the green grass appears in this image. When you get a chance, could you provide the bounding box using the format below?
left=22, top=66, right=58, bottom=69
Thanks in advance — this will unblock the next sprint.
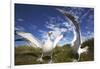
left=15, top=38, right=94, bottom=65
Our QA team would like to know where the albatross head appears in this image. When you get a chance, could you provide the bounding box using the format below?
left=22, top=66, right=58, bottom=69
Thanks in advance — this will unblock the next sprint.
left=48, top=31, right=52, bottom=36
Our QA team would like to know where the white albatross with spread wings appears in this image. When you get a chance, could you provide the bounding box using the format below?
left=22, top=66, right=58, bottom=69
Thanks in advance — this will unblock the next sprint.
left=57, top=8, right=88, bottom=61
left=16, top=31, right=63, bottom=63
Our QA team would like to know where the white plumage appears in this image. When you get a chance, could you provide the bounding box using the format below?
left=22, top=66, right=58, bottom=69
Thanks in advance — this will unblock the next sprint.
left=17, top=32, right=42, bottom=48
left=16, top=31, right=63, bottom=63
left=57, top=8, right=88, bottom=61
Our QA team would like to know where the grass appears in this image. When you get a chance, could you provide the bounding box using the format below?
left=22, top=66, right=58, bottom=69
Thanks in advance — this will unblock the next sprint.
left=15, top=38, right=94, bottom=65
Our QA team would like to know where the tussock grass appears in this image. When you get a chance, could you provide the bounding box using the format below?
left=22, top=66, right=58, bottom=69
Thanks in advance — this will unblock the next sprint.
left=15, top=38, right=94, bottom=65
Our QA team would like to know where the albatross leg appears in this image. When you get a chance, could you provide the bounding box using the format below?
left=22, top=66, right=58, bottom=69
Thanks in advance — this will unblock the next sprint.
left=72, top=52, right=80, bottom=62
left=48, top=52, right=54, bottom=63
left=77, top=54, right=80, bottom=61
left=37, top=53, right=43, bottom=62
left=48, top=56, right=53, bottom=63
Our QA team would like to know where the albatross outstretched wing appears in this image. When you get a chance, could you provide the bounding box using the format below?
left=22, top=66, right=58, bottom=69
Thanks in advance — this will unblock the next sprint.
left=53, top=34, right=63, bottom=48
left=56, top=8, right=81, bottom=51
left=16, top=32, right=42, bottom=48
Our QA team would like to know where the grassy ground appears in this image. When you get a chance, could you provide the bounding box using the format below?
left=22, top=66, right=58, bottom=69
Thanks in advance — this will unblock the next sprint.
left=15, top=38, right=94, bottom=65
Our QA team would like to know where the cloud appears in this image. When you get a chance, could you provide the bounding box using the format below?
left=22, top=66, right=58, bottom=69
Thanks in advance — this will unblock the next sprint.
left=17, top=18, right=24, bottom=22
left=62, top=22, right=73, bottom=31
left=46, top=23, right=68, bottom=38
left=45, top=17, right=74, bottom=36
left=15, top=27, right=20, bottom=31
left=15, top=26, right=25, bottom=31
left=62, top=22, right=70, bottom=27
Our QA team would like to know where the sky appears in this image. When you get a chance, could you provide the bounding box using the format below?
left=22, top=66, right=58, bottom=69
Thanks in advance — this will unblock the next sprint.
left=15, top=4, right=94, bottom=46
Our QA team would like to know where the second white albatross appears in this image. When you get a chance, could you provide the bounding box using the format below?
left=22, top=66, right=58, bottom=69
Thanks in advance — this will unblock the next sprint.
left=57, top=8, right=88, bottom=61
